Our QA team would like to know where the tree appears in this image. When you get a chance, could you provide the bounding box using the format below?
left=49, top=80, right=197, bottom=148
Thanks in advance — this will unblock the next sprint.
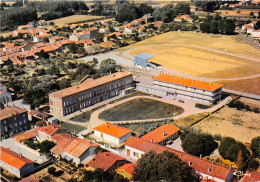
left=210, top=20, right=219, bottom=34
left=224, top=19, right=236, bottom=34
left=68, top=43, right=78, bottom=54
left=133, top=151, right=198, bottom=182
left=47, top=65, right=60, bottom=76
left=219, top=137, right=249, bottom=162
left=181, top=133, right=218, bottom=157
left=48, top=167, right=56, bottom=175
left=175, top=2, right=190, bottom=15
left=42, top=37, right=49, bottom=43
left=247, top=158, right=259, bottom=171
left=58, top=79, right=71, bottom=89
left=200, top=22, right=210, bottom=33
left=251, top=136, right=260, bottom=158
left=39, top=140, right=56, bottom=154
left=39, top=50, right=49, bottom=59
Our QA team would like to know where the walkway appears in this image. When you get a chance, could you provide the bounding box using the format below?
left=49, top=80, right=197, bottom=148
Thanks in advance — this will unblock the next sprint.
left=237, top=33, right=260, bottom=50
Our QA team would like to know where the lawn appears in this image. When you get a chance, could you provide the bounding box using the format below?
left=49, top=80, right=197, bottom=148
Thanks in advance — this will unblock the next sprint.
left=61, top=122, right=86, bottom=133
left=99, top=98, right=184, bottom=121
left=193, top=106, right=260, bottom=143
left=47, top=15, right=104, bottom=27
left=174, top=113, right=209, bottom=127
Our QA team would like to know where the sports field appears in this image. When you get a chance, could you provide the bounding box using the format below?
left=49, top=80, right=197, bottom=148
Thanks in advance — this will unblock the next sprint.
left=47, top=15, right=104, bottom=27
left=120, top=32, right=260, bottom=79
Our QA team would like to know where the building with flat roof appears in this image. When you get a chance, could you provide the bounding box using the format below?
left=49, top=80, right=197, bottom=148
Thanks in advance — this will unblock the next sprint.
left=0, top=106, right=30, bottom=140
left=141, top=124, right=180, bottom=145
left=49, top=72, right=133, bottom=118
left=134, top=52, right=155, bottom=68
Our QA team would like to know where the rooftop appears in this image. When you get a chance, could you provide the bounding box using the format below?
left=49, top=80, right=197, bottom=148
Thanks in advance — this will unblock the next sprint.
left=87, top=152, right=126, bottom=172
left=1, top=146, right=33, bottom=169
left=241, top=171, right=260, bottom=182
left=116, top=163, right=137, bottom=175
left=125, top=137, right=233, bottom=181
left=141, top=124, right=180, bottom=143
left=49, top=72, right=132, bottom=99
left=14, top=129, right=39, bottom=142
left=153, top=74, right=223, bottom=91
left=37, top=124, right=65, bottom=136
left=93, top=122, right=132, bottom=138
left=135, top=52, right=154, bottom=60
left=0, top=106, right=27, bottom=120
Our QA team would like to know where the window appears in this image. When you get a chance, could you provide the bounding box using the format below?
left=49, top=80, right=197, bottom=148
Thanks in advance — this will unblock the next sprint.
left=14, top=116, right=17, bottom=121
left=4, top=120, right=6, bottom=124
left=23, top=119, right=26, bottom=124
left=15, top=123, right=17, bottom=127
left=23, top=114, right=25, bottom=117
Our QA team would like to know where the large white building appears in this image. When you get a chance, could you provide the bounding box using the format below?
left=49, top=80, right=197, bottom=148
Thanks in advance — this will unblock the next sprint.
left=93, top=123, right=132, bottom=145
left=136, top=74, right=223, bottom=105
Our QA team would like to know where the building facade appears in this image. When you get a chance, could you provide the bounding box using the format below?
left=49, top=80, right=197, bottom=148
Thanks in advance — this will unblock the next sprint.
left=0, top=107, right=30, bottom=140
left=49, top=72, right=133, bottom=118
left=136, top=74, right=223, bottom=105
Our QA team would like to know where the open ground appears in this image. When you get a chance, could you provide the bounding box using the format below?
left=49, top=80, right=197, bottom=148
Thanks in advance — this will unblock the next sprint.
left=99, top=98, right=183, bottom=121
left=193, top=104, right=260, bottom=143
left=46, top=15, right=105, bottom=27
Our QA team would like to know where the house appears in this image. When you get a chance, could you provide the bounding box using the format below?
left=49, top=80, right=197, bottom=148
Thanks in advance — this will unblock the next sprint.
left=37, top=124, right=67, bottom=141
left=33, top=34, right=52, bottom=42
left=251, top=30, right=260, bottom=38
left=174, top=17, right=184, bottom=22
left=14, top=128, right=39, bottom=143
left=61, top=138, right=99, bottom=164
left=19, top=176, right=39, bottom=182
left=0, top=147, right=34, bottom=178
left=0, top=85, right=12, bottom=104
left=0, top=106, right=30, bottom=140
left=69, top=32, right=90, bottom=41
left=28, top=110, right=52, bottom=123
left=124, top=27, right=135, bottom=34
left=116, top=163, right=137, bottom=180
left=75, top=39, right=95, bottom=47
left=86, top=27, right=99, bottom=39
left=49, top=72, right=133, bottom=117
left=18, top=25, right=31, bottom=30
left=93, top=122, right=132, bottom=145
left=247, top=27, right=254, bottom=34
left=125, top=137, right=234, bottom=182
left=240, top=171, right=260, bottom=181
left=141, top=124, right=180, bottom=145
left=114, top=26, right=125, bottom=32
left=242, top=24, right=253, bottom=31
left=86, top=152, right=126, bottom=173
left=182, top=15, right=193, bottom=22
left=100, top=41, right=116, bottom=49
left=38, top=20, right=47, bottom=26
left=155, top=21, right=164, bottom=27
left=99, top=27, right=110, bottom=34
left=49, top=36, right=65, bottom=44
left=134, top=52, right=154, bottom=68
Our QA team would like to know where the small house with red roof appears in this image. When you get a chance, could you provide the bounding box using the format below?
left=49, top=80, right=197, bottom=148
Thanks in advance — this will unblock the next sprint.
left=174, top=17, right=184, bottom=22
left=0, top=147, right=34, bottom=178
left=86, top=152, right=126, bottom=173
left=141, top=124, right=180, bottom=145
left=240, top=171, right=260, bottom=181
left=37, top=124, right=67, bottom=141
left=33, top=34, right=52, bottom=43
left=116, top=163, right=137, bottom=180
left=93, top=123, right=132, bottom=145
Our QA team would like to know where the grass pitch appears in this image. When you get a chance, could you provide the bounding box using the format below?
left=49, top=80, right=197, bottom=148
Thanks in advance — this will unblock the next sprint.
left=99, top=98, right=184, bottom=121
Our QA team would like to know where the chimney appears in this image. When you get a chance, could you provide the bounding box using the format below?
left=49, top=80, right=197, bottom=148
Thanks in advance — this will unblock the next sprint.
left=201, top=81, right=203, bottom=84
left=163, top=131, right=165, bottom=137
left=20, top=153, right=23, bottom=158
left=151, top=139, right=153, bottom=143
left=200, top=154, right=202, bottom=159
left=70, top=133, right=72, bottom=138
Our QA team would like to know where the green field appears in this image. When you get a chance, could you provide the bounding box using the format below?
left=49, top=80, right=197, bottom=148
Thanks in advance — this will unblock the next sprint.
left=99, top=98, right=184, bottom=121
left=61, top=122, right=86, bottom=133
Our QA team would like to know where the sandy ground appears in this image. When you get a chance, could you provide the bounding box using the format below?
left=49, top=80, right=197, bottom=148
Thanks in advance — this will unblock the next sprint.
left=46, top=15, right=104, bottom=27
left=238, top=97, right=260, bottom=108
left=129, top=45, right=260, bottom=79
left=193, top=106, right=260, bottom=143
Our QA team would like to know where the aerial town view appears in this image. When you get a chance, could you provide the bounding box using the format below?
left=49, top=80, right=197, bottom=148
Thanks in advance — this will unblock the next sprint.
left=0, top=0, right=260, bottom=181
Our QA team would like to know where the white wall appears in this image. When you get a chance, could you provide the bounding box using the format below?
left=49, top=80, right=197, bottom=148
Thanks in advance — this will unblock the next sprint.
left=94, top=130, right=131, bottom=144
left=125, top=145, right=144, bottom=161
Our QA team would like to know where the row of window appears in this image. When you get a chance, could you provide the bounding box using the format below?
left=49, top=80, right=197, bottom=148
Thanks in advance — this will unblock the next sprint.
left=2, top=114, right=26, bottom=124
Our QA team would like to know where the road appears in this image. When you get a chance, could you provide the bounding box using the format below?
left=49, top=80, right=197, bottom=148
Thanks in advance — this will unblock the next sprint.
left=237, top=33, right=260, bottom=51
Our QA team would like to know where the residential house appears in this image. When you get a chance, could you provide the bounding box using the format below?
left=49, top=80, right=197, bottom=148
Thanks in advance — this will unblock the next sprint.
left=182, top=15, right=193, bottom=22
left=18, top=25, right=31, bottom=30
left=242, top=24, right=253, bottom=31
left=0, top=147, right=34, bottom=178
left=86, top=27, right=99, bottom=40
left=251, top=30, right=260, bottom=38
left=155, top=21, right=164, bottom=27
left=49, top=36, right=65, bottom=44
left=61, top=138, right=99, bottom=165
left=240, top=171, right=260, bottom=182
left=93, top=122, right=132, bottom=145
left=247, top=27, right=254, bottom=34
left=33, top=34, right=52, bottom=42
left=99, top=27, right=110, bottom=34
left=0, top=85, right=12, bottom=104
left=28, top=110, right=52, bottom=123
left=69, top=32, right=90, bottom=41
left=116, top=163, right=137, bottom=180
left=174, top=17, right=184, bottom=22
left=0, top=106, right=30, bottom=140
left=37, top=124, right=67, bottom=141
left=124, top=27, right=136, bottom=34
left=100, top=41, right=116, bottom=49
left=38, top=20, right=47, bottom=26
left=141, top=124, right=180, bottom=145
left=125, top=137, right=234, bottom=182
left=49, top=72, right=133, bottom=117
left=86, top=152, right=126, bottom=173
left=113, top=26, right=125, bottom=32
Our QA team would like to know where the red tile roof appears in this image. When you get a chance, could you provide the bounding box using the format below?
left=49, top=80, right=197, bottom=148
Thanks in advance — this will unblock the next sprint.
left=49, top=72, right=132, bottom=99
left=125, top=137, right=233, bottom=181
left=93, top=122, right=132, bottom=138
left=1, top=147, right=33, bottom=169
left=116, top=163, right=137, bottom=175
left=0, top=106, right=27, bottom=120
left=28, top=110, right=51, bottom=120
left=51, top=133, right=77, bottom=143
left=63, top=138, right=99, bottom=158
left=241, top=171, right=260, bottom=182
left=141, top=124, right=180, bottom=143
left=35, top=34, right=51, bottom=38
left=153, top=74, right=223, bottom=91
left=37, top=124, right=65, bottom=136
left=87, top=152, right=126, bottom=172
left=19, top=176, right=39, bottom=182
left=100, top=41, right=115, bottom=48
left=14, top=129, right=39, bottom=142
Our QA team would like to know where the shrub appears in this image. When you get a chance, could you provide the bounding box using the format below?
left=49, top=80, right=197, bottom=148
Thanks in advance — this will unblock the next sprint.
left=48, top=167, right=56, bottom=175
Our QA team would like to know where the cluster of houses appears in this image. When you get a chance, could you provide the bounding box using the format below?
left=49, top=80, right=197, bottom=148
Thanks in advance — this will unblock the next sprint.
left=174, top=14, right=194, bottom=23
left=2, top=119, right=259, bottom=181
left=241, top=21, right=260, bottom=40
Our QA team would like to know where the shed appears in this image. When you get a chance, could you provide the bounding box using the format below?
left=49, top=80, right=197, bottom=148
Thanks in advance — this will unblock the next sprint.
left=134, top=52, right=154, bottom=68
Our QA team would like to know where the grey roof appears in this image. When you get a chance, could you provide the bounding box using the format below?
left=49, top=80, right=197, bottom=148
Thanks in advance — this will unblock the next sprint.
left=135, top=52, right=154, bottom=60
